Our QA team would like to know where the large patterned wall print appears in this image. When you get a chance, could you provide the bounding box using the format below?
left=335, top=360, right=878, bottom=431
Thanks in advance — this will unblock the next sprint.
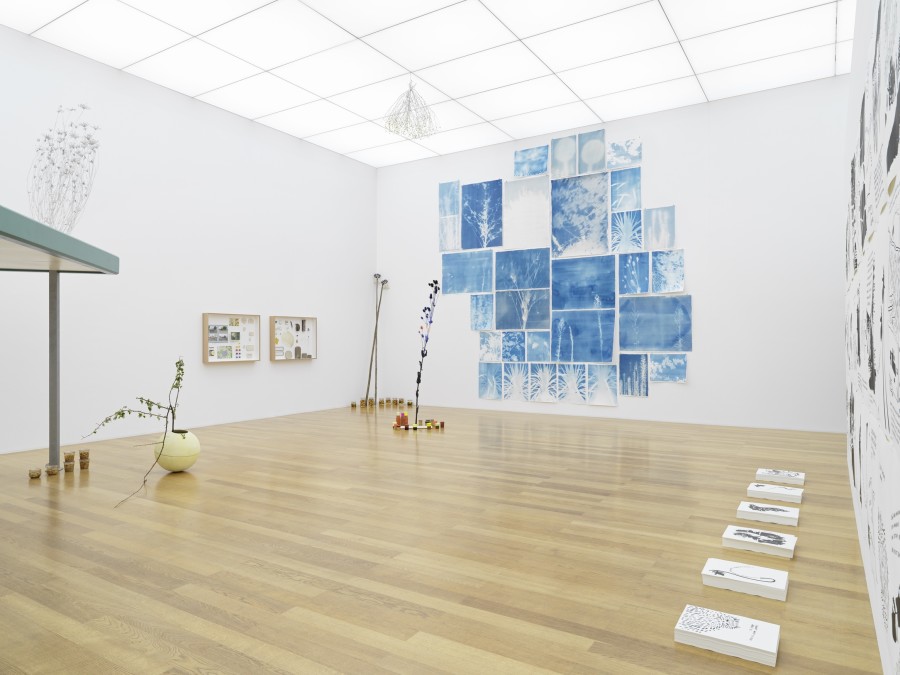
left=439, top=130, right=692, bottom=407
left=846, top=2, right=900, bottom=673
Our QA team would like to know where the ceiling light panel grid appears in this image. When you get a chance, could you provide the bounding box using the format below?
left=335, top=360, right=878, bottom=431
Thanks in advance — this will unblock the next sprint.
left=0, top=0, right=857, bottom=168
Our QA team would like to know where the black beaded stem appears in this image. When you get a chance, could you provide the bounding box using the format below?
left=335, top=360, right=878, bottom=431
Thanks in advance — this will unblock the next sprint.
left=414, top=280, right=440, bottom=424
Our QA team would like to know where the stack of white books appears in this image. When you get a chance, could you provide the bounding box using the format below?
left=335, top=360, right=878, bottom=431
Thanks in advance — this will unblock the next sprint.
left=756, top=468, right=805, bottom=485
left=701, top=557, right=789, bottom=601
left=674, top=604, right=780, bottom=666
left=722, top=524, right=797, bottom=558
left=737, top=501, right=799, bottom=527
left=747, top=482, right=803, bottom=504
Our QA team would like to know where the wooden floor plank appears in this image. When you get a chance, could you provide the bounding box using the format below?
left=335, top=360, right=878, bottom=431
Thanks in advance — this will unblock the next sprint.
left=0, top=406, right=879, bottom=673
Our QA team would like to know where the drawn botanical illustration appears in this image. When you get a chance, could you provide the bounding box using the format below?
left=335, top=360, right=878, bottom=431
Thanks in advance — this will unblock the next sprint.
left=578, top=129, right=605, bottom=174
left=479, top=331, right=501, bottom=362
left=619, top=252, right=649, bottom=295
left=503, top=363, right=530, bottom=400
left=619, top=353, right=648, bottom=397
left=611, top=167, right=641, bottom=211
left=503, top=176, right=550, bottom=249
left=588, top=364, right=618, bottom=406
left=528, top=363, right=557, bottom=402
left=644, top=206, right=675, bottom=249
left=495, top=290, right=550, bottom=330
left=619, top=296, right=693, bottom=351
left=551, top=255, right=616, bottom=310
left=461, top=179, right=503, bottom=249
left=750, top=483, right=799, bottom=492
left=677, top=606, right=740, bottom=634
left=470, top=294, right=493, bottom=330
left=526, top=331, right=551, bottom=362
left=708, top=566, right=776, bottom=584
left=551, top=173, right=609, bottom=258
left=758, top=468, right=803, bottom=479
left=442, top=250, right=493, bottom=294
left=652, top=249, right=685, bottom=293
left=552, top=310, right=615, bottom=362
left=556, top=363, right=588, bottom=403
left=649, top=353, right=687, bottom=383
left=611, top=209, right=643, bottom=252
left=501, top=331, right=526, bottom=361
left=607, top=139, right=642, bottom=168
left=514, top=145, right=549, bottom=177
left=479, top=362, right=502, bottom=399
left=551, top=135, right=577, bottom=178
left=438, top=180, right=461, bottom=251
left=748, top=504, right=789, bottom=513
left=732, top=528, right=787, bottom=546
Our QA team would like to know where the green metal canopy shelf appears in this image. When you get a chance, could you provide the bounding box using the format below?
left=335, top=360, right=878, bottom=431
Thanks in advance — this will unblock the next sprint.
left=0, top=204, right=119, bottom=466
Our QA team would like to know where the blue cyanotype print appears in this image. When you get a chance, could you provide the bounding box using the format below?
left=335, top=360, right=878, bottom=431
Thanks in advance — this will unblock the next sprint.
left=442, top=250, right=493, bottom=294
left=551, top=173, right=609, bottom=258
left=503, top=363, right=530, bottom=400
left=551, top=310, right=615, bottom=362
left=514, top=146, right=549, bottom=177
left=588, top=364, right=618, bottom=406
left=495, top=289, right=550, bottom=330
left=495, top=248, right=550, bottom=290
left=651, top=249, right=685, bottom=293
left=470, top=294, right=493, bottom=331
left=578, top=129, right=605, bottom=174
left=501, top=331, right=526, bottom=362
left=556, top=363, right=588, bottom=404
left=551, top=255, right=616, bottom=310
left=619, top=353, right=648, bottom=397
left=618, top=252, right=649, bottom=295
left=611, top=210, right=642, bottom=252
left=619, top=296, right=692, bottom=351
left=439, top=180, right=461, bottom=251
left=649, top=354, right=687, bottom=383
left=611, top=167, right=641, bottom=211
left=607, top=139, right=642, bottom=168
left=461, top=180, right=503, bottom=249
left=503, top=177, right=550, bottom=249
left=526, top=331, right=551, bottom=362
left=551, top=135, right=576, bottom=178
left=644, top=206, right=675, bottom=250
left=479, top=362, right=502, bottom=400
left=528, top=363, right=557, bottom=402
left=479, top=331, right=501, bottom=362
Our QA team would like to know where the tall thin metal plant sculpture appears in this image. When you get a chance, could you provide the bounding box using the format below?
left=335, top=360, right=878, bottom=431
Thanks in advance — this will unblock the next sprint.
left=414, top=280, right=440, bottom=423
left=365, top=274, right=388, bottom=404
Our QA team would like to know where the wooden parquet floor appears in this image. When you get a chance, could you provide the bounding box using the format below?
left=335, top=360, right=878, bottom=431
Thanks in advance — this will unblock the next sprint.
left=0, top=407, right=880, bottom=674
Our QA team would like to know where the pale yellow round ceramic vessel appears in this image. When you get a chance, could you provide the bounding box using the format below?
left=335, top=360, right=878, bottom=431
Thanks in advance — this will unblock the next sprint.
left=154, top=430, right=200, bottom=472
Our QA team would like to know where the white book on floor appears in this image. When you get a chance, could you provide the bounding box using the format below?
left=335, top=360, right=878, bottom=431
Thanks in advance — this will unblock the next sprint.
left=737, top=501, right=799, bottom=527
left=701, top=557, right=789, bottom=601
left=722, top=524, right=796, bottom=558
left=756, top=468, right=805, bottom=485
left=747, top=482, right=803, bottom=504
left=675, top=604, right=780, bottom=667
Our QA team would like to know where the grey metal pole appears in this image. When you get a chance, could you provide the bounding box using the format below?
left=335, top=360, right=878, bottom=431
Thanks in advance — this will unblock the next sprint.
left=49, top=270, right=60, bottom=467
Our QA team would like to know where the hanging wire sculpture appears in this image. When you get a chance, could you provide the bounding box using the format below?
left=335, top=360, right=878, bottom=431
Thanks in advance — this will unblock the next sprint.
left=27, top=104, right=100, bottom=234
left=384, top=81, right=439, bottom=140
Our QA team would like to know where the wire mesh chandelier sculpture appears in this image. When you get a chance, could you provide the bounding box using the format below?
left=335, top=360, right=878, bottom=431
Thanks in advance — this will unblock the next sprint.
left=384, top=80, right=439, bottom=140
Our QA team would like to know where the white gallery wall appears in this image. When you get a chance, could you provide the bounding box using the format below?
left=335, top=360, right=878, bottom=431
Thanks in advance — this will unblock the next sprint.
left=375, top=75, right=851, bottom=432
left=0, top=27, right=376, bottom=455
left=844, top=0, right=900, bottom=672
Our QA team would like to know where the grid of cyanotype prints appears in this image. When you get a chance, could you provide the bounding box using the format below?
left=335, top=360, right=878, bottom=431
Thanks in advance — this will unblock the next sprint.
left=440, top=130, right=692, bottom=405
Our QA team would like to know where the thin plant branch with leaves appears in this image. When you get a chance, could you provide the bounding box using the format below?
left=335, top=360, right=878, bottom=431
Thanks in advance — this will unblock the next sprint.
left=414, top=280, right=440, bottom=423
